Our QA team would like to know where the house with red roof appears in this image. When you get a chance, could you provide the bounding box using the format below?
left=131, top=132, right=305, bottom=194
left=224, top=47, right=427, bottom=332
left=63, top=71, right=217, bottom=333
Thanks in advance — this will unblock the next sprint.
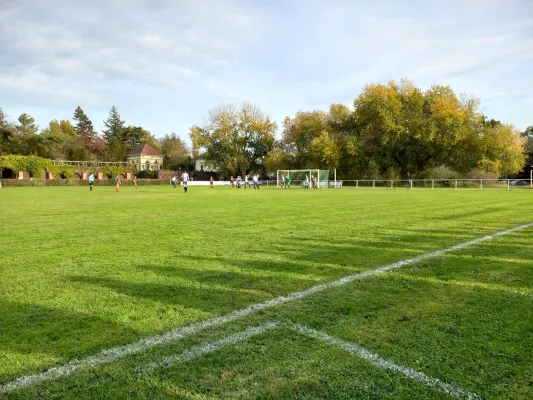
left=126, top=144, right=163, bottom=172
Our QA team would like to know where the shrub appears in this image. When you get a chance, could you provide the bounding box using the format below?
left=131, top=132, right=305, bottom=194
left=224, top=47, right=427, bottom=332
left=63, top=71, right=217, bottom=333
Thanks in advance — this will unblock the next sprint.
left=421, top=165, right=459, bottom=179
left=463, top=168, right=497, bottom=180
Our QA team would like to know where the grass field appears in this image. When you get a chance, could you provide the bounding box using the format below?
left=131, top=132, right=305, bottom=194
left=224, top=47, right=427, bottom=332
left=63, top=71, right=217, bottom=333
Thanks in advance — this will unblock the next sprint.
left=1, top=185, right=532, bottom=399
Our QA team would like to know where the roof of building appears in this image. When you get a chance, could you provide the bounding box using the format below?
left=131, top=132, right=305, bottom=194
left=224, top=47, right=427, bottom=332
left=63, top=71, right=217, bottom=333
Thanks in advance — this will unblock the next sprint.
left=126, top=144, right=162, bottom=157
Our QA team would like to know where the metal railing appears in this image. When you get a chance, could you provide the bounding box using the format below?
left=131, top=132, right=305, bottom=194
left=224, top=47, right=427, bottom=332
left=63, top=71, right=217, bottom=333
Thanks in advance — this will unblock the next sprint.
left=50, top=160, right=132, bottom=167
left=338, top=179, right=532, bottom=190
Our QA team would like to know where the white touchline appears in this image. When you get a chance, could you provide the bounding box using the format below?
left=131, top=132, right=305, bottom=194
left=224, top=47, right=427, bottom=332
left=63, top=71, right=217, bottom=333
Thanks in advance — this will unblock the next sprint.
left=141, top=321, right=482, bottom=399
left=138, top=322, right=281, bottom=374
left=286, top=323, right=482, bottom=400
left=1, top=222, right=532, bottom=393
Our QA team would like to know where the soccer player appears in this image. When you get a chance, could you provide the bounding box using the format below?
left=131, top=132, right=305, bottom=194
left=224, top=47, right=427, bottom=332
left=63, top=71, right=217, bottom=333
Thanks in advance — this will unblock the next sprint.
left=182, top=170, right=189, bottom=193
left=237, top=176, right=241, bottom=188
left=171, top=175, right=177, bottom=190
left=133, top=175, right=138, bottom=190
left=89, top=173, right=95, bottom=191
left=210, top=176, right=214, bottom=188
left=285, top=176, right=291, bottom=189
left=280, top=174, right=286, bottom=188
left=230, top=175, right=234, bottom=188
left=304, top=174, right=309, bottom=189
left=253, top=174, right=259, bottom=190
left=244, top=174, right=249, bottom=189
left=115, top=174, right=121, bottom=192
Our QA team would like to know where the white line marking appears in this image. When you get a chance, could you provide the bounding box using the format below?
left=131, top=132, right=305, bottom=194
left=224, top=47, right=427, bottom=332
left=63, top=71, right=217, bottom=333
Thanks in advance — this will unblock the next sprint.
left=139, top=322, right=281, bottom=374
left=2, top=222, right=531, bottom=393
left=141, top=321, right=482, bottom=399
left=287, top=323, right=483, bottom=400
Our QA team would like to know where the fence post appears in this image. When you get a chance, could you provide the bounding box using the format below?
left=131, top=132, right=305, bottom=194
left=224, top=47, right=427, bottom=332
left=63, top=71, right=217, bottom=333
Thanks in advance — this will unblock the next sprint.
left=373, top=180, right=375, bottom=188
left=432, top=180, right=434, bottom=191
left=356, top=180, right=358, bottom=188
left=455, top=179, right=457, bottom=189
left=410, top=180, right=413, bottom=190
left=391, top=180, right=393, bottom=189
left=480, top=179, right=483, bottom=190
left=508, top=179, right=510, bottom=191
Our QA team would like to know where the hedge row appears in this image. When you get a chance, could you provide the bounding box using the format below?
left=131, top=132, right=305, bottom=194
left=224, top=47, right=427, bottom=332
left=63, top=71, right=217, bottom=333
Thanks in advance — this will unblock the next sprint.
left=0, top=179, right=171, bottom=187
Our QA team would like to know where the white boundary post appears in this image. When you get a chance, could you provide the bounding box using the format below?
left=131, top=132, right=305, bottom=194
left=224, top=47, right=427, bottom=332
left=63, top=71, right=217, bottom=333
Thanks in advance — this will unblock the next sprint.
left=372, top=180, right=375, bottom=188
left=334, top=168, right=337, bottom=189
left=391, top=180, right=393, bottom=189
left=455, top=179, right=458, bottom=189
left=410, top=180, right=413, bottom=190
left=318, top=169, right=320, bottom=189
left=480, top=179, right=483, bottom=190
left=356, top=180, right=358, bottom=188
left=508, top=179, right=510, bottom=191
left=530, top=168, right=532, bottom=188
left=432, top=180, right=434, bottom=191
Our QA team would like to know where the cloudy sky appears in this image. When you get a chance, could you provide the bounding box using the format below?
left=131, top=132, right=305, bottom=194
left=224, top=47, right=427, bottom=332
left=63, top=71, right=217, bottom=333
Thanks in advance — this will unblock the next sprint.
left=1, top=0, right=532, bottom=142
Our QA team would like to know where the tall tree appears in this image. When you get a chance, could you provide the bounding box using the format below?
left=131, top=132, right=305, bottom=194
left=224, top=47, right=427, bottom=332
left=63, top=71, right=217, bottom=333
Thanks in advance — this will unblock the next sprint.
left=102, top=106, right=125, bottom=143
left=73, top=106, right=96, bottom=142
left=160, top=133, right=189, bottom=169
left=120, top=126, right=159, bottom=150
left=281, top=111, right=327, bottom=168
left=17, top=113, right=39, bottom=136
left=523, top=126, right=533, bottom=174
left=41, top=120, right=80, bottom=159
left=0, top=109, right=20, bottom=155
left=190, top=103, right=276, bottom=176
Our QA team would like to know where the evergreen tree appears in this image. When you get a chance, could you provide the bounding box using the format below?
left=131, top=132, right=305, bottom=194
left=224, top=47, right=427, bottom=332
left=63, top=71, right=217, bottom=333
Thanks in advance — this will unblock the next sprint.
left=102, top=105, right=125, bottom=143
left=17, top=113, right=39, bottom=136
left=73, top=106, right=95, bottom=142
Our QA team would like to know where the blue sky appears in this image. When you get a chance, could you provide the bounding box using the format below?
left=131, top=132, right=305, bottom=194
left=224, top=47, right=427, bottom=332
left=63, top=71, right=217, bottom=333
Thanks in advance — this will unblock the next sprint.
left=1, top=0, right=532, bottom=143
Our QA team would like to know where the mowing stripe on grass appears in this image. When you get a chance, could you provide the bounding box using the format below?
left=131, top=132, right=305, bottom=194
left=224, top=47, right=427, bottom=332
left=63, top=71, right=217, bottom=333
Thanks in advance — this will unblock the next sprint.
left=1, top=222, right=531, bottom=393
left=142, top=321, right=481, bottom=399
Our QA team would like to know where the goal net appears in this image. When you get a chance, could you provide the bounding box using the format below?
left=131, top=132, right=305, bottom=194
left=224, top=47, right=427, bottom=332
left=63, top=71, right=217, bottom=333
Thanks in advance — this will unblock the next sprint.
left=276, top=169, right=330, bottom=188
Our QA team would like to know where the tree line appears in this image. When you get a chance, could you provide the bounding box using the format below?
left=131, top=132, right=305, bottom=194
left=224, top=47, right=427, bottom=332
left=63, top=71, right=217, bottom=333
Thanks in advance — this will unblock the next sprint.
left=2, top=79, right=531, bottom=179
left=192, top=80, right=531, bottom=179
left=0, top=106, right=193, bottom=171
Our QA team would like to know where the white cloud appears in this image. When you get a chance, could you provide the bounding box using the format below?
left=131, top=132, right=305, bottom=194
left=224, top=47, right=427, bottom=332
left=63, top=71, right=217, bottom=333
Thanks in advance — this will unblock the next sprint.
left=0, top=0, right=532, bottom=137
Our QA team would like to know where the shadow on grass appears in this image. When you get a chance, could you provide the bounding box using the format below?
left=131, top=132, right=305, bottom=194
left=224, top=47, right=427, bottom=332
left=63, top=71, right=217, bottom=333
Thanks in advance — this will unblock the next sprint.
left=0, top=300, right=136, bottom=381
left=68, top=275, right=274, bottom=313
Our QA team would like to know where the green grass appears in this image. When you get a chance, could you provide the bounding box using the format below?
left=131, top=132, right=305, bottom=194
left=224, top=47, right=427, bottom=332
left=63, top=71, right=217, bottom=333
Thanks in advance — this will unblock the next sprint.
left=1, top=186, right=532, bottom=398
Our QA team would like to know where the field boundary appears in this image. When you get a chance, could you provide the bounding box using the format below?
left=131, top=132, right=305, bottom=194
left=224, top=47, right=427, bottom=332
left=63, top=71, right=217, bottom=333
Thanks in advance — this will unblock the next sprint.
left=2, top=222, right=532, bottom=393
left=140, top=321, right=482, bottom=399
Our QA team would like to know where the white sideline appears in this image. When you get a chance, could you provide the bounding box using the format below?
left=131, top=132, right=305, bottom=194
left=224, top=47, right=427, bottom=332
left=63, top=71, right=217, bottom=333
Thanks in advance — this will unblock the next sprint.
left=141, top=321, right=481, bottom=399
left=1, top=222, right=532, bottom=393
left=287, top=323, right=482, bottom=400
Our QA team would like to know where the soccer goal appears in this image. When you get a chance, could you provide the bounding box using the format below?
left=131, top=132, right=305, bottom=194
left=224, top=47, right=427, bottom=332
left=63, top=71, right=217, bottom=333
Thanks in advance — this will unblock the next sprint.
left=276, top=169, right=330, bottom=188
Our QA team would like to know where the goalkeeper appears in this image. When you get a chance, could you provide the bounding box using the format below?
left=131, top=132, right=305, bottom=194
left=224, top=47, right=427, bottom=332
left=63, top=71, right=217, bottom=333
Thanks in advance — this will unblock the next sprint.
left=285, top=176, right=291, bottom=189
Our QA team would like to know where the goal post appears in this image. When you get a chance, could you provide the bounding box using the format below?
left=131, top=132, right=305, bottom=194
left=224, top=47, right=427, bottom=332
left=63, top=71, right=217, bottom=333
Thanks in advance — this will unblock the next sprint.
left=276, top=169, right=330, bottom=188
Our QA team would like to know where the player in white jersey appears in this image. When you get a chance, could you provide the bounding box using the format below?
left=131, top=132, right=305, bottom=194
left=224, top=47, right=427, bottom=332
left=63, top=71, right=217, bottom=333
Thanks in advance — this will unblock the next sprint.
left=244, top=174, right=250, bottom=189
left=253, top=174, right=259, bottom=190
left=181, top=171, right=189, bottom=193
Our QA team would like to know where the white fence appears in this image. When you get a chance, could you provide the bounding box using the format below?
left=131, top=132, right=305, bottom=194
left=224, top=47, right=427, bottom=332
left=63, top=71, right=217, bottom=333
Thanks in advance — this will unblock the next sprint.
left=332, top=179, right=532, bottom=190
left=269, top=178, right=533, bottom=190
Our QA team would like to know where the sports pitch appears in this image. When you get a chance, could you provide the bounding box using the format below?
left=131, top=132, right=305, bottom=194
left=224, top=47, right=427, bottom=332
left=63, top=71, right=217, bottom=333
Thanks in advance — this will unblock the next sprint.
left=1, top=186, right=532, bottom=399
